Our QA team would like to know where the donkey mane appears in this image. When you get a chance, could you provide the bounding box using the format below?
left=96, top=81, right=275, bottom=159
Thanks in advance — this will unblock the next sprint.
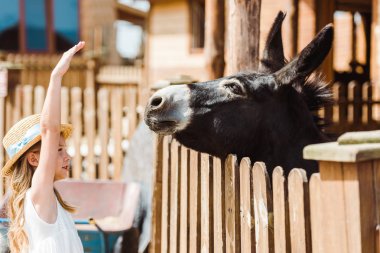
left=300, top=74, right=333, bottom=127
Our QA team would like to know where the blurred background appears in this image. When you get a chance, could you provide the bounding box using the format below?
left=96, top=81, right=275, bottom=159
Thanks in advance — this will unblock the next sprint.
left=0, top=0, right=379, bottom=252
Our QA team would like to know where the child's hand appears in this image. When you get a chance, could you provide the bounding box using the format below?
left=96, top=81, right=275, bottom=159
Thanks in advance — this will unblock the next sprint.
left=51, top=41, right=85, bottom=78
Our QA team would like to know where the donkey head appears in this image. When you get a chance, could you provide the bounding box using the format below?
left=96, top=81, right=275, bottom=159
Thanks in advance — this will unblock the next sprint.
left=144, top=12, right=333, bottom=170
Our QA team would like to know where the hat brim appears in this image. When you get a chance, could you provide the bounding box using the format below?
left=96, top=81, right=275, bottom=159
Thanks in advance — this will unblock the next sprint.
left=1, top=124, right=72, bottom=177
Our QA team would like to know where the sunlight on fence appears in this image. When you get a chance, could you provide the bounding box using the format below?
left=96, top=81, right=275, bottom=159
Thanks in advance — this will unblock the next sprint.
left=151, top=135, right=380, bottom=253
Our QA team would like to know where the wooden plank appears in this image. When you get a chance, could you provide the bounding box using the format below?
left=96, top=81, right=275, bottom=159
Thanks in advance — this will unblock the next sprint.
left=13, top=85, right=22, bottom=124
left=288, top=0, right=299, bottom=58
left=22, top=85, right=33, bottom=117
left=353, top=81, right=362, bottom=124
left=35, top=57, right=44, bottom=86
left=161, top=136, right=170, bottom=253
left=319, top=161, right=349, bottom=253
left=272, top=166, right=290, bottom=253
left=373, top=86, right=380, bottom=122
left=61, top=87, right=69, bottom=124
left=5, top=90, right=13, bottom=131
left=42, top=56, right=51, bottom=85
left=374, top=160, right=380, bottom=234
left=179, top=146, right=189, bottom=253
left=298, top=0, right=316, bottom=51
left=288, top=169, right=311, bottom=253
left=98, top=88, right=109, bottom=179
left=344, top=161, right=376, bottom=253
left=0, top=96, right=4, bottom=198
left=213, top=156, right=225, bottom=253
left=239, top=158, right=253, bottom=253
left=126, top=86, right=137, bottom=139
left=200, top=153, right=210, bottom=253
left=304, top=142, right=380, bottom=162
left=111, top=88, right=123, bottom=180
left=85, top=60, right=95, bottom=90
left=84, top=87, right=96, bottom=179
left=316, top=0, right=334, bottom=83
left=339, top=83, right=348, bottom=124
left=204, top=0, right=225, bottom=79
left=370, top=0, right=380, bottom=119
left=340, top=162, right=363, bottom=253
left=225, top=154, right=239, bottom=253
left=34, top=85, right=45, bottom=114
left=188, top=150, right=199, bottom=253
left=332, top=82, right=340, bottom=123
left=151, top=134, right=164, bottom=253
left=169, top=140, right=179, bottom=253
left=252, top=162, right=273, bottom=253
left=348, top=81, right=355, bottom=123
left=362, top=82, right=370, bottom=123
left=27, top=56, right=35, bottom=85
left=226, top=0, right=262, bottom=74
left=375, top=160, right=380, bottom=253
left=71, top=87, right=82, bottom=179
left=309, top=173, right=324, bottom=253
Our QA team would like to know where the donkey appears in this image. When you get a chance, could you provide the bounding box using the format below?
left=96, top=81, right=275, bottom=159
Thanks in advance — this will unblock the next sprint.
left=144, top=12, right=333, bottom=175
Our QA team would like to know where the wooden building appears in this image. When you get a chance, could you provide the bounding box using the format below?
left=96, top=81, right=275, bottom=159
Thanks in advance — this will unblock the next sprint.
left=0, top=0, right=147, bottom=64
left=146, top=0, right=376, bottom=86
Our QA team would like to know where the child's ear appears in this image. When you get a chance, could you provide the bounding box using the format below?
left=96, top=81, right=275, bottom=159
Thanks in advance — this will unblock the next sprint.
left=27, top=152, right=39, bottom=168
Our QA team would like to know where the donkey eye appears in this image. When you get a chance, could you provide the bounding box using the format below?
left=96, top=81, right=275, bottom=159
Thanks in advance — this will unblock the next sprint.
left=224, top=82, right=245, bottom=96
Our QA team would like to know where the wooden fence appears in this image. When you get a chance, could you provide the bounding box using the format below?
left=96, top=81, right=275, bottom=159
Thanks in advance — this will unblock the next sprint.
left=0, top=83, right=140, bottom=197
left=150, top=135, right=380, bottom=253
left=324, top=81, right=380, bottom=135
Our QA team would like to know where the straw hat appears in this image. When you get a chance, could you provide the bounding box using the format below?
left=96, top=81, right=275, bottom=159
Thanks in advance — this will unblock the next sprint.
left=1, top=114, right=72, bottom=177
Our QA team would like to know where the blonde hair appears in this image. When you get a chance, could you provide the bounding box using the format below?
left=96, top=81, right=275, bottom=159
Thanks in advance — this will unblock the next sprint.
left=6, top=142, right=75, bottom=252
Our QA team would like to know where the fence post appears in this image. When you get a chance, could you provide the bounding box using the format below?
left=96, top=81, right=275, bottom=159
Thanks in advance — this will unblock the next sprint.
left=304, top=141, right=380, bottom=253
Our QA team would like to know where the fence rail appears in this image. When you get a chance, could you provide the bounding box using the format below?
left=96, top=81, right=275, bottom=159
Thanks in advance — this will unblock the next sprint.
left=2, top=54, right=90, bottom=88
left=151, top=135, right=380, bottom=253
left=1, top=54, right=144, bottom=91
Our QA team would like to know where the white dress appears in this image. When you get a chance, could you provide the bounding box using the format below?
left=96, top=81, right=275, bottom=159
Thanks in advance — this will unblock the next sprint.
left=23, top=189, right=84, bottom=253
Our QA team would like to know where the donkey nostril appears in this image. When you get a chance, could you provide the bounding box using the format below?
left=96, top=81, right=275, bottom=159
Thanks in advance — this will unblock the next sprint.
left=151, top=96, right=163, bottom=108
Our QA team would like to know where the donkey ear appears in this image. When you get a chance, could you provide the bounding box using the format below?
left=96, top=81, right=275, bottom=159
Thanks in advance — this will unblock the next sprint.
left=274, top=24, right=333, bottom=85
left=259, top=11, right=286, bottom=73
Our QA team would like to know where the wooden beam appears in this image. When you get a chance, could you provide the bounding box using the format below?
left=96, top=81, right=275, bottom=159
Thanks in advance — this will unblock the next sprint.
left=116, top=2, right=147, bottom=26
left=371, top=0, right=380, bottom=83
left=371, top=0, right=380, bottom=120
left=290, top=0, right=299, bottom=57
left=316, top=0, right=335, bottom=83
left=226, top=0, right=262, bottom=75
left=204, top=0, right=225, bottom=79
left=336, top=0, right=371, bottom=12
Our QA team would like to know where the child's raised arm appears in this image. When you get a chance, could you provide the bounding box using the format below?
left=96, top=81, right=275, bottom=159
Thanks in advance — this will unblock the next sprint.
left=30, top=42, right=85, bottom=223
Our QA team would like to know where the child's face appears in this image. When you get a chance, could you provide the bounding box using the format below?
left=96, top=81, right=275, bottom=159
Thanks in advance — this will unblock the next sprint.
left=54, top=136, right=71, bottom=181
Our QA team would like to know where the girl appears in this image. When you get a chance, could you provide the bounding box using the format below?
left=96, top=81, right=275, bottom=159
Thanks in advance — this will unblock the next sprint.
left=2, top=42, right=85, bottom=252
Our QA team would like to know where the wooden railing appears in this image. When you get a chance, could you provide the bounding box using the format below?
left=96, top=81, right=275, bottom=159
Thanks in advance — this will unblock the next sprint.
left=324, top=81, right=380, bottom=135
left=1, top=54, right=144, bottom=91
left=150, top=135, right=380, bottom=253
left=2, top=54, right=91, bottom=88
left=96, top=65, right=143, bottom=86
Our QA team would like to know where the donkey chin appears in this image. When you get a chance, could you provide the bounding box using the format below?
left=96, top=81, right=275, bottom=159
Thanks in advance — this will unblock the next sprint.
left=144, top=117, right=179, bottom=135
